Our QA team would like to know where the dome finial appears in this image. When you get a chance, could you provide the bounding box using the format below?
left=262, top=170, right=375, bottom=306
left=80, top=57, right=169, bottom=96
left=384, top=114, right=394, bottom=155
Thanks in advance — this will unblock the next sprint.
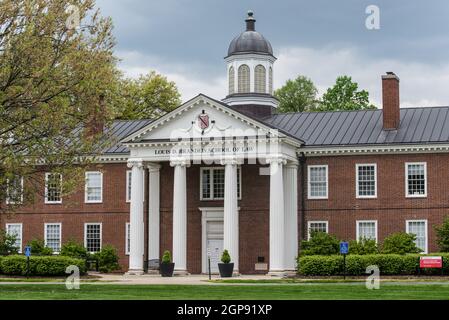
left=245, top=10, right=256, bottom=31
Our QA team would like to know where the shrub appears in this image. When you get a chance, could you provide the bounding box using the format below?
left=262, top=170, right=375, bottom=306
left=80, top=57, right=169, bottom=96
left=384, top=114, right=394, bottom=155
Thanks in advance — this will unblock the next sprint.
left=161, top=250, right=172, bottom=264
left=26, top=239, right=53, bottom=256
left=381, top=232, right=422, bottom=254
left=349, top=238, right=379, bottom=255
left=93, top=245, right=120, bottom=273
left=60, top=240, right=88, bottom=260
left=0, top=255, right=86, bottom=276
left=435, top=217, right=449, bottom=252
left=298, top=255, right=343, bottom=276
left=221, top=250, right=231, bottom=264
left=300, top=231, right=340, bottom=256
left=0, top=229, right=19, bottom=256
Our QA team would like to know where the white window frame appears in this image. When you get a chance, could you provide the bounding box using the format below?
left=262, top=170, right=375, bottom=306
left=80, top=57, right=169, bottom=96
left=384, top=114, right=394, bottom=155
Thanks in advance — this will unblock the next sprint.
left=356, top=220, right=378, bottom=243
left=356, top=164, right=377, bottom=199
left=84, top=223, right=102, bottom=253
left=85, top=171, right=103, bottom=204
left=125, top=222, right=130, bottom=255
left=200, top=167, right=242, bottom=201
left=307, top=221, right=328, bottom=240
left=44, top=173, right=62, bottom=204
left=6, top=223, right=23, bottom=253
left=44, top=223, right=62, bottom=254
left=406, top=219, right=428, bottom=254
left=307, top=165, right=328, bottom=199
left=405, top=162, right=427, bottom=198
left=6, top=176, right=24, bottom=205
left=126, top=170, right=132, bottom=203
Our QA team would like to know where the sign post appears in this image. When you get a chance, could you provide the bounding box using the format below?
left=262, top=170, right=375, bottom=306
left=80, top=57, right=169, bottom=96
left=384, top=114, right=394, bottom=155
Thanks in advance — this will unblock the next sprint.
left=24, top=245, right=31, bottom=279
left=340, top=242, right=349, bottom=280
left=207, top=247, right=211, bottom=280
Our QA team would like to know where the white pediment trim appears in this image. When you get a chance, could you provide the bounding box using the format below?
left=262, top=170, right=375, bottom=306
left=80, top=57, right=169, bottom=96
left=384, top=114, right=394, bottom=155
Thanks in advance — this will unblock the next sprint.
left=120, top=94, right=297, bottom=144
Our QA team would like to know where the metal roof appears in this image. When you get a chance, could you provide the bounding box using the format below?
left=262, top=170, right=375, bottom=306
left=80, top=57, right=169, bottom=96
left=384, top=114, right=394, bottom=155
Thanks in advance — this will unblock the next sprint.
left=102, top=119, right=152, bottom=154
left=264, top=107, right=449, bottom=147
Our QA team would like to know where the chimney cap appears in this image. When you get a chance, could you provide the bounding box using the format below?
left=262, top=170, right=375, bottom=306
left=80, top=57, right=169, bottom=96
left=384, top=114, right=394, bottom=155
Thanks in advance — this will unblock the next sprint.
left=382, top=71, right=400, bottom=81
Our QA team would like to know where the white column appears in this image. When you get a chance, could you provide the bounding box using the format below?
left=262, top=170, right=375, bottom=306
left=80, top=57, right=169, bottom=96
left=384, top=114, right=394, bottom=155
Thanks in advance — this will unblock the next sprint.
left=284, top=162, right=298, bottom=272
left=268, top=157, right=286, bottom=275
left=222, top=159, right=239, bottom=273
left=171, top=159, right=188, bottom=274
left=147, top=163, right=161, bottom=267
left=127, top=158, right=145, bottom=275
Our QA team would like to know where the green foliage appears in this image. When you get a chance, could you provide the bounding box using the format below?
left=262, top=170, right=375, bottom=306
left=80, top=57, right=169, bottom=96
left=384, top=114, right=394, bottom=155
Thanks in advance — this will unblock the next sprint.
left=26, top=239, right=53, bottom=256
left=0, top=255, right=86, bottom=276
left=318, top=76, right=377, bottom=111
left=93, top=245, right=120, bottom=273
left=60, top=240, right=88, bottom=260
left=274, top=76, right=318, bottom=113
left=0, top=229, right=19, bottom=256
left=221, top=250, right=231, bottom=264
left=297, top=255, right=343, bottom=276
left=349, top=238, right=379, bottom=255
left=435, top=217, right=449, bottom=252
left=381, top=232, right=422, bottom=255
left=161, top=250, right=172, bottom=264
left=300, top=231, right=340, bottom=256
left=116, top=71, right=181, bottom=120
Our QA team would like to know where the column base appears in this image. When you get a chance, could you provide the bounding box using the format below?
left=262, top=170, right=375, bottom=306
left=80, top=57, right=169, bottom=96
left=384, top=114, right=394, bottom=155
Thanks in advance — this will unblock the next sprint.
left=174, top=270, right=190, bottom=276
left=125, top=269, right=145, bottom=276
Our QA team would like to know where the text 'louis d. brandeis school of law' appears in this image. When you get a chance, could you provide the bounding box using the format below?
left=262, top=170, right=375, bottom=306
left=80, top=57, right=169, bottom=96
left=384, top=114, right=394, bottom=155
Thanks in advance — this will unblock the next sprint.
left=3, top=11, right=449, bottom=275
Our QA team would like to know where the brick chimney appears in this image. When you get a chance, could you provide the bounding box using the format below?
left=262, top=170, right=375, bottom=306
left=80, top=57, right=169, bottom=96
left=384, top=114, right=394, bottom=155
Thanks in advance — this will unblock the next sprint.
left=382, top=72, right=400, bottom=130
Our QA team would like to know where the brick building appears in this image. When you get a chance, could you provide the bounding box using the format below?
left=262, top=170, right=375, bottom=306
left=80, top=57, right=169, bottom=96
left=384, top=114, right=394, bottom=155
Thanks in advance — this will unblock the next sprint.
left=3, top=12, right=449, bottom=275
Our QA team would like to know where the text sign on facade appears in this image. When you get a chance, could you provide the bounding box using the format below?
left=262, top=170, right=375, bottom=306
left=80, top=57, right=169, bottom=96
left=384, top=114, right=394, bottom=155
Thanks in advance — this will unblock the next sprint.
left=420, top=256, right=442, bottom=268
left=340, top=242, right=349, bottom=254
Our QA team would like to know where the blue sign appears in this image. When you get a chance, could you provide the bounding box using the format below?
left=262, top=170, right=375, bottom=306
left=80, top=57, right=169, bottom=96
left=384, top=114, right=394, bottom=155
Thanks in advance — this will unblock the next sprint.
left=25, top=246, right=31, bottom=257
left=340, top=242, right=349, bottom=254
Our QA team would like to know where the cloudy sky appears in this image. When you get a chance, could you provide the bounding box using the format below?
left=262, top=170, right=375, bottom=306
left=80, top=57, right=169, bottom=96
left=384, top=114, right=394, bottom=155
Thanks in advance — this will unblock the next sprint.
left=96, top=0, right=449, bottom=108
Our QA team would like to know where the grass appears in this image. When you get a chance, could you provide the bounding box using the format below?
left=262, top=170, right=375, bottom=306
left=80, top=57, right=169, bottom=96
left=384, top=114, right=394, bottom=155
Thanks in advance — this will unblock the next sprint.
left=1, top=283, right=449, bottom=300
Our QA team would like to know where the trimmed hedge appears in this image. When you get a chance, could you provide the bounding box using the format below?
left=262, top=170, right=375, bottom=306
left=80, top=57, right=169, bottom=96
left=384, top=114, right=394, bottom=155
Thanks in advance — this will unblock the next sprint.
left=298, top=254, right=449, bottom=276
left=0, top=255, right=86, bottom=276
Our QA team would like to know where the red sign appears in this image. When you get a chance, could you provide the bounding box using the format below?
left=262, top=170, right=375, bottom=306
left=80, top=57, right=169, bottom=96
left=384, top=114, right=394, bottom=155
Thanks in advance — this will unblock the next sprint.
left=198, top=114, right=209, bottom=130
left=420, top=256, right=443, bottom=268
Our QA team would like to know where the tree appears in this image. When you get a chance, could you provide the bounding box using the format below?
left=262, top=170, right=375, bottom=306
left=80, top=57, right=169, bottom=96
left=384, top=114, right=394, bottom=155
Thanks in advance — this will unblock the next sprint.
left=318, top=76, right=376, bottom=111
left=274, top=75, right=318, bottom=113
left=435, top=217, right=449, bottom=252
left=381, top=232, right=422, bottom=255
left=116, top=71, right=181, bottom=120
left=0, top=0, right=118, bottom=212
left=300, top=231, right=340, bottom=256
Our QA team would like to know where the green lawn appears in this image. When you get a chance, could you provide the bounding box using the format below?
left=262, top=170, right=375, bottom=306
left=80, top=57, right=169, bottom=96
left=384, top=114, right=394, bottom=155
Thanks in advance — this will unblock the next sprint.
left=1, top=283, right=449, bottom=300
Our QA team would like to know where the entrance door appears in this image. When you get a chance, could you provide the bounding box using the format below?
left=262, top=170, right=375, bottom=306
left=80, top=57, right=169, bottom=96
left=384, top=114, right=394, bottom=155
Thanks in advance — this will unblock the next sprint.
left=206, top=220, right=223, bottom=273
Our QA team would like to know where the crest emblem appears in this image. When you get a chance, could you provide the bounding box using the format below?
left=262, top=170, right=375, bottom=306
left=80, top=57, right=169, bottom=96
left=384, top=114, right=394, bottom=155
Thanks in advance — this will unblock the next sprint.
left=198, top=113, right=210, bottom=130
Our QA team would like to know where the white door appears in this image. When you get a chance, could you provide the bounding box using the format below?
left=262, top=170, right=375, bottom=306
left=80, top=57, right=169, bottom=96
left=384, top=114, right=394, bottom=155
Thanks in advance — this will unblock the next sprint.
left=206, top=220, right=223, bottom=273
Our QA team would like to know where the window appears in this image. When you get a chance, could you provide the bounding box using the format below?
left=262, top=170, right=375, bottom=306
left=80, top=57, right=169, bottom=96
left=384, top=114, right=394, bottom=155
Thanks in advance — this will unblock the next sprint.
left=254, top=65, right=266, bottom=93
left=6, top=224, right=22, bottom=253
left=406, top=163, right=427, bottom=197
left=407, top=220, right=427, bottom=253
left=356, top=221, right=378, bottom=242
left=6, top=176, right=23, bottom=204
left=238, top=64, right=250, bottom=93
left=125, top=223, right=130, bottom=255
left=356, top=164, right=377, bottom=198
left=269, top=67, right=273, bottom=95
left=200, top=167, right=241, bottom=200
left=84, top=223, right=102, bottom=253
left=85, top=172, right=103, bottom=203
left=307, top=221, right=328, bottom=239
left=45, top=223, right=61, bottom=253
left=229, top=66, right=235, bottom=94
left=126, top=170, right=132, bottom=202
left=45, top=173, right=62, bottom=204
left=308, top=165, right=328, bottom=199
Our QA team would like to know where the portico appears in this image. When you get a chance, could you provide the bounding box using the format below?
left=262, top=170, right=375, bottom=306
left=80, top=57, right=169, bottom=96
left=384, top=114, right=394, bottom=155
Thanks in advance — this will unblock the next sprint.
left=122, top=95, right=302, bottom=275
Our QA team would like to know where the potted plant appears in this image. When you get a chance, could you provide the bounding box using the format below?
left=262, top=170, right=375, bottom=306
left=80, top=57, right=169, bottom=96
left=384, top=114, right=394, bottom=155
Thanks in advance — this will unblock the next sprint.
left=159, top=250, right=175, bottom=277
left=218, top=249, right=234, bottom=277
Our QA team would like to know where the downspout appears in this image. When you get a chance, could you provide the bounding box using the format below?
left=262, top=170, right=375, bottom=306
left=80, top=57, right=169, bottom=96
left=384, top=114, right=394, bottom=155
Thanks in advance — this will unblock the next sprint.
left=298, top=152, right=307, bottom=250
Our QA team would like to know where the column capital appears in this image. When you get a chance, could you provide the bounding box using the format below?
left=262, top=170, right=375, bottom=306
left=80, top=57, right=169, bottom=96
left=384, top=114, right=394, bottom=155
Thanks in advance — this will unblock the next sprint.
left=170, top=158, right=190, bottom=168
left=284, top=161, right=299, bottom=169
left=265, top=155, right=287, bottom=165
left=220, top=157, right=243, bottom=166
left=127, top=158, right=144, bottom=169
left=147, top=163, right=162, bottom=172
